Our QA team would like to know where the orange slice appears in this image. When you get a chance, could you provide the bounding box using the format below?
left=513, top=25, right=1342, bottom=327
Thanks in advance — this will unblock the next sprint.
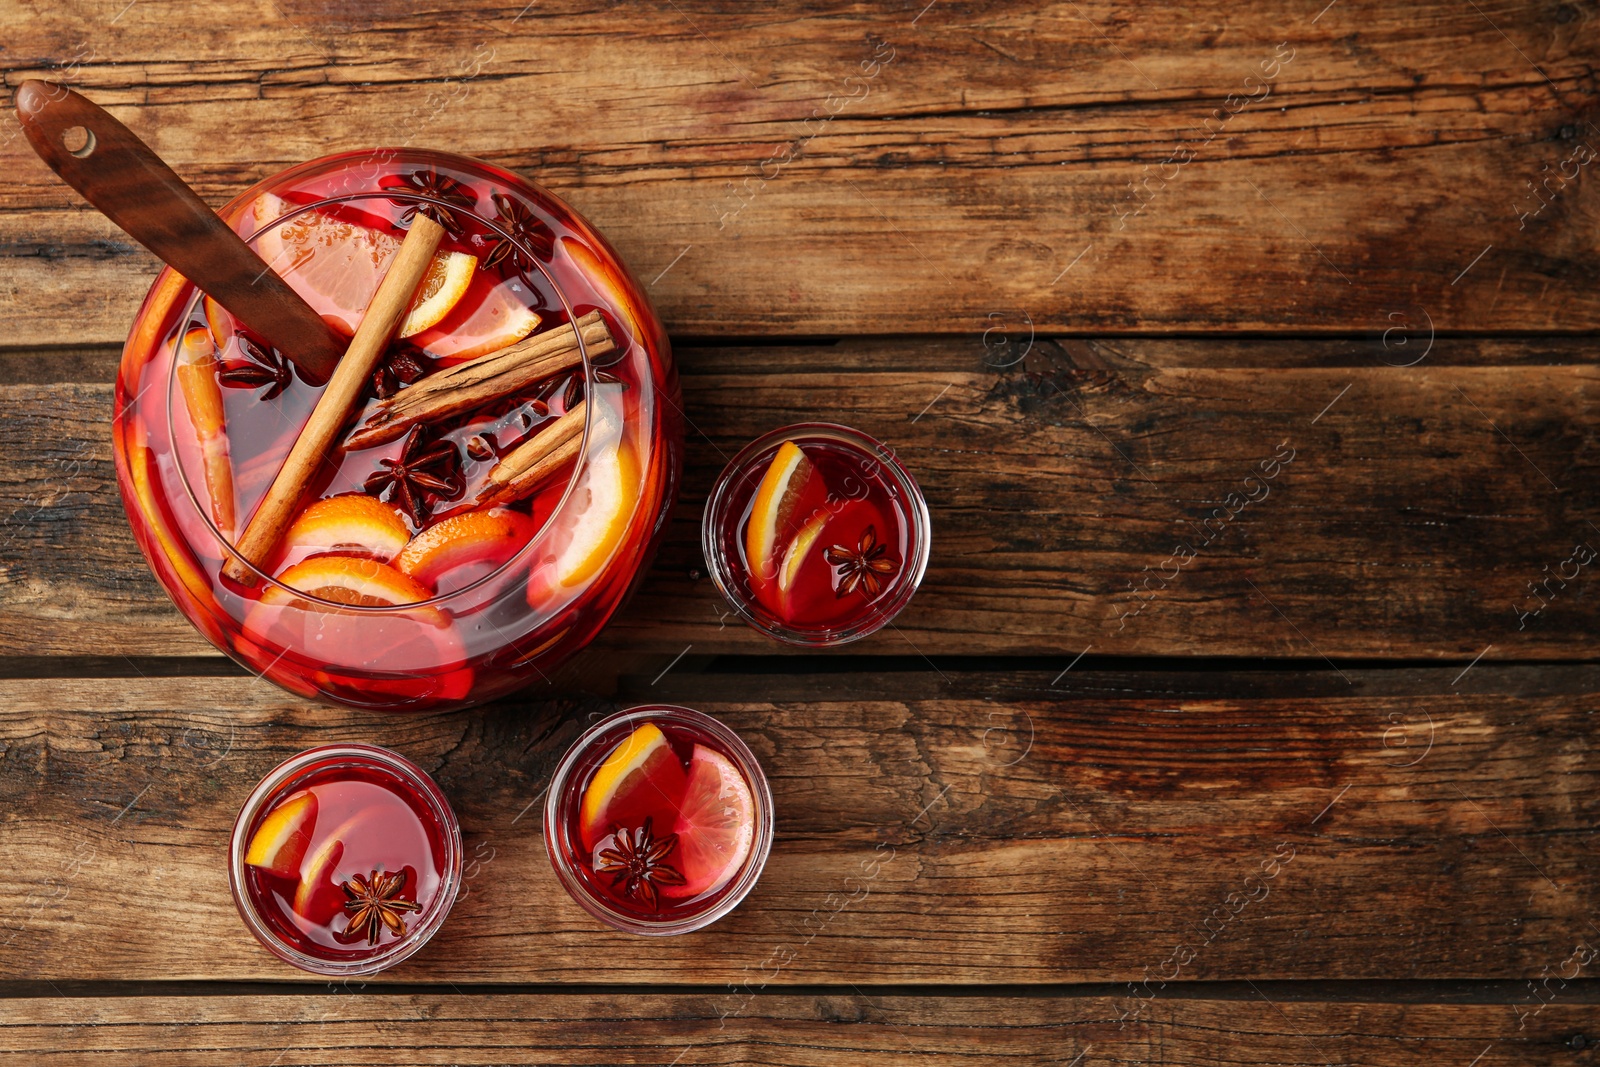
left=579, top=722, right=689, bottom=851
left=779, top=511, right=828, bottom=595
left=399, top=249, right=476, bottom=337
left=744, top=441, right=822, bottom=584
left=292, top=838, right=345, bottom=924
left=263, top=556, right=432, bottom=607
left=282, top=494, right=410, bottom=564
left=291, top=811, right=366, bottom=926
left=395, top=508, right=537, bottom=590
left=560, top=234, right=647, bottom=347
left=541, top=391, right=639, bottom=590
left=252, top=192, right=476, bottom=337
left=665, top=744, right=756, bottom=900
left=244, top=789, right=318, bottom=879
left=202, top=295, right=234, bottom=353
left=411, top=276, right=541, bottom=361
left=174, top=326, right=237, bottom=536
left=125, top=421, right=224, bottom=645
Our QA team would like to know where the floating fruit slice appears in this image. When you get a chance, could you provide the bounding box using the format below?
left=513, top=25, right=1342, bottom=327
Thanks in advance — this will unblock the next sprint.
left=244, top=789, right=318, bottom=880
left=744, top=441, right=824, bottom=585
left=252, top=192, right=477, bottom=337
left=774, top=497, right=897, bottom=625
left=282, top=495, right=410, bottom=564
left=292, top=839, right=345, bottom=925
left=411, top=275, right=541, bottom=361
left=560, top=234, right=647, bottom=348
left=202, top=295, right=234, bottom=353
left=399, top=249, right=477, bottom=337
left=174, top=326, right=237, bottom=536
left=395, top=508, right=537, bottom=590
left=579, top=722, right=689, bottom=852
left=538, top=390, right=639, bottom=591
left=124, top=420, right=226, bottom=646
left=664, top=745, right=756, bottom=900
left=292, top=817, right=360, bottom=926
left=263, top=556, right=432, bottom=607
left=778, top=510, right=829, bottom=606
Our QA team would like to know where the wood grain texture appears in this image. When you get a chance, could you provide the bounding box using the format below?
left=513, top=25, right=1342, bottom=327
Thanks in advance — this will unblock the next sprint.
left=2, top=2, right=1600, bottom=338
left=0, top=338, right=1593, bottom=659
left=1, top=990, right=1596, bottom=1066
left=0, top=666, right=1595, bottom=984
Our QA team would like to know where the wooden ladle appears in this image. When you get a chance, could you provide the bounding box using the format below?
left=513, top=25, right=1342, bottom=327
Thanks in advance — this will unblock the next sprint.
left=13, top=80, right=343, bottom=382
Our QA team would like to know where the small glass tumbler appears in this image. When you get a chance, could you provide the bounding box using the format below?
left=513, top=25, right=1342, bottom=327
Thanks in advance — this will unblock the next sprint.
left=229, top=743, right=463, bottom=976
left=701, top=423, right=931, bottom=646
left=544, top=705, right=774, bottom=935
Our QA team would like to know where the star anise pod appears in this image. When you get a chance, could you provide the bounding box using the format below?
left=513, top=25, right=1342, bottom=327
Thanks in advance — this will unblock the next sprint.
left=218, top=335, right=293, bottom=401
left=364, top=426, right=463, bottom=525
left=381, top=169, right=476, bottom=236
left=481, top=191, right=554, bottom=272
left=825, top=524, right=898, bottom=598
left=595, top=817, right=686, bottom=911
left=371, top=348, right=430, bottom=400
left=340, top=869, right=421, bottom=946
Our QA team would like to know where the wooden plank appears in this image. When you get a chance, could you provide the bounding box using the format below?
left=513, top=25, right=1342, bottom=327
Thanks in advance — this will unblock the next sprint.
left=1, top=666, right=1596, bottom=984
left=2, top=3, right=1599, bottom=337
left=0, top=990, right=1594, bottom=1066
left=0, top=338, right=1593, bottom=659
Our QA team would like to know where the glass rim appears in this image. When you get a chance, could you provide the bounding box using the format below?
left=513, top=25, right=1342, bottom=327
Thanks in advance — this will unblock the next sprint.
left=227, top=742, right=464, bottom=976
left=542, top=705, right=775, bottom=936
left=163, top=179, right=597, bottom=612
left=700, top=422, right=932, bottom=647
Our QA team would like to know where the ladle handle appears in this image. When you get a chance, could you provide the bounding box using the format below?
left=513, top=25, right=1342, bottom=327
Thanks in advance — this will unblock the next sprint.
left=14, top=80, right=342, bottom=382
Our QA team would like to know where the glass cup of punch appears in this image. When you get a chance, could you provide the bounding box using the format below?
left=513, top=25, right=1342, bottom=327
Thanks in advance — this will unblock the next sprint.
left=702, top=423, right=931, bottom=646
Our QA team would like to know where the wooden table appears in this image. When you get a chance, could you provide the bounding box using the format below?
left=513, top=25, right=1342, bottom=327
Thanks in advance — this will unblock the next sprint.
left=1, top=2, right=1597, bottom=1063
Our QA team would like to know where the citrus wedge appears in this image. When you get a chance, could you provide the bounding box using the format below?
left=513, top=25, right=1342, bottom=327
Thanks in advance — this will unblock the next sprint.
left=252, top=192, right=476, bottom=337
left=538, top=393, right=639, bottom=591
left=292, top=839, right=345, bottom=924
left=293, top=824, right=353, bottom=926
left=398, top=249, right=476, bottom=337
left=664, top=744, right=756, bottom=900
left=202, top=295, right=234, bottom=352
left=579, top=722, right=689, bottom=852
left=174, top=326, right=236, bottom=536
left=263, top=556, right=432, bottom=607
left=410, top=276, right=541, bottom=361
left=125, top=422, right=223, bottom=643
left=744, top=441, right=823, bottom=584
left=395, top=508, right=537, bottom=590
left=778, top=511, right=829, bottom=600
left=244, top=789, right=318, bottom=880
left=282, top=495, right=410, bottom=564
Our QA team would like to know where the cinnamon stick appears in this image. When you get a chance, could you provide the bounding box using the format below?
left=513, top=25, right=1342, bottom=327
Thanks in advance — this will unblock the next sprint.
left=223, top=213, right=446, bottom=584
left=343, top=311, right=612, bottom=452
left=474, top=401, right=586, bottom=507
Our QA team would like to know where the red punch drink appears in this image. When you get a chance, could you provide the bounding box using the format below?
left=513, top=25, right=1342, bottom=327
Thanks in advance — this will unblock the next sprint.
left=229, top=745, right=461, bottom=975
left=544, top=707, right=773, bottom=934
left=113, top=149, right=681, bottom=710
left=703, top=424, right=930, bottom=646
